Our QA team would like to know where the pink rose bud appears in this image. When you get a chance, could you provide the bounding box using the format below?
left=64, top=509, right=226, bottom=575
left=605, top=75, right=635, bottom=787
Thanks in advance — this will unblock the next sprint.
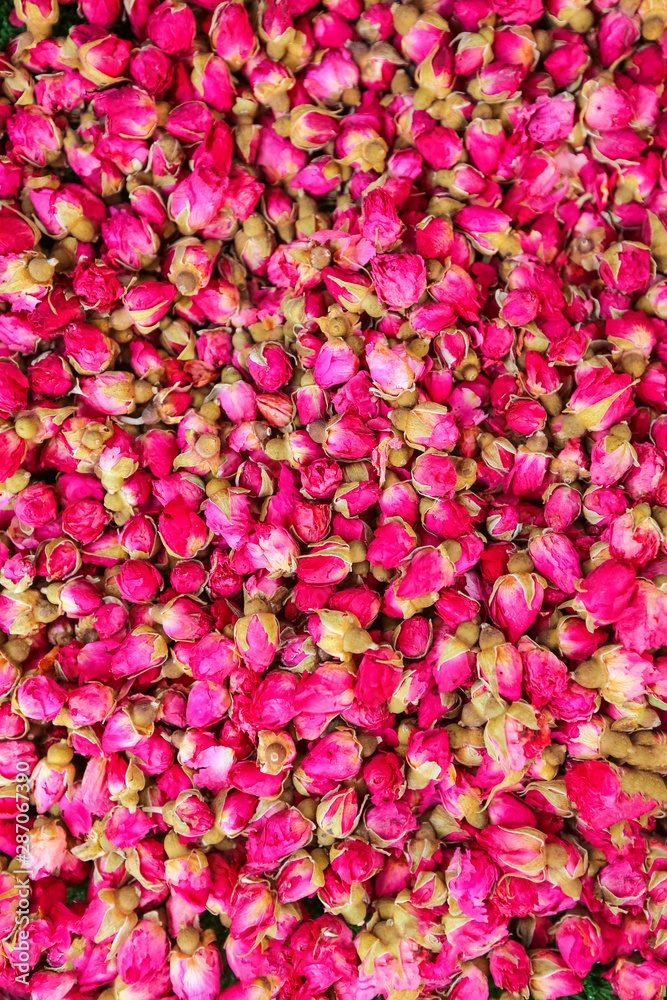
left=170, top=931, right=220, bottom=1000
left=209, top=0, right=258, bottom=68
left=80, top=0, right=121, bottom=25
left=16, top=676, right=67, bottom=721
left=191, top=53, right=234, bottom=112
left=276, top=851, right=325, bottom=903
left=245, top=803, right=313, bottom=872
left=294, top=728, right=362, bottom=795
left=489, top=940, right=531, bottom=993
left=572, top=559, right=636, bottom=628
left=490, top=573, right=545, bottom=642
left=543, top=484, right=581, bottom=530
left=370, top=253, right=426, bottom=310
left=147, top=0, right=195, bottom=53
left=79, top=371, right=136, bottom=415
left=527, top=530, right=581, bottom=594
left=478, top=641, right=523, bottom=701
left=304, top=48, right=359, bottom=104
left=366, top=800, right=418, bottom=849
left=360, top=188, right=403, bottom=251
left=102, top=205, right=160, bottom=270
left=529, top=950, right=583, bottom=1000
left=316, top=786, right=359, bottom=838
left=124, top=280, right=176, bottom=332
left=94, top=85, right=158, bottom=140
left=234, top=614, right=280, bottom=671
left=7, top=106, right=63, bottom=167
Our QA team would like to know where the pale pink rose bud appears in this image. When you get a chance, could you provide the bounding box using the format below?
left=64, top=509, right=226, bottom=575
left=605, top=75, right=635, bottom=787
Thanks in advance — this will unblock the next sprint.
left=170, top=933, right=220, bottom=1000
left=79, top=371, right=136, bottom=415
left=316, top=786, right=359, bottom=838
left=529, top=950, right=582, bottom=1000
left=304, top=48, right=359, bottom=104
left=572, top=559, right=636, bottom=628
left=234, top=614, right=279, bottom=671
left=360, top=189, right=402, bottom=251
left=543, top=484, right=581, bottom=530
left=490, top=573, right=544, bottom=643
left=370, top=253, right=426, bottom=310
left=147, top=0, right=195, bottom=53
left=277, top=852, right=325, bottom=903
left=366, top=800, right=418, bottom=849
left=527, top=531, right=581, bottom=594
left=489, top=940, right=530, bottom=992
left=16, top=675, right=66, bottom=721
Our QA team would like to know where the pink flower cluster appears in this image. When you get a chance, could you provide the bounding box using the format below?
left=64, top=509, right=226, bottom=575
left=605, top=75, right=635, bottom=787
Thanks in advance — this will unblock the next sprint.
left=2, top=0, right=667, bottom=999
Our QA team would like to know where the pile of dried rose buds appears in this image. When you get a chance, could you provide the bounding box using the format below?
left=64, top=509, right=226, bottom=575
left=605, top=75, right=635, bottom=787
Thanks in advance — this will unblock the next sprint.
left=2, top=0, right=667, bottom=998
